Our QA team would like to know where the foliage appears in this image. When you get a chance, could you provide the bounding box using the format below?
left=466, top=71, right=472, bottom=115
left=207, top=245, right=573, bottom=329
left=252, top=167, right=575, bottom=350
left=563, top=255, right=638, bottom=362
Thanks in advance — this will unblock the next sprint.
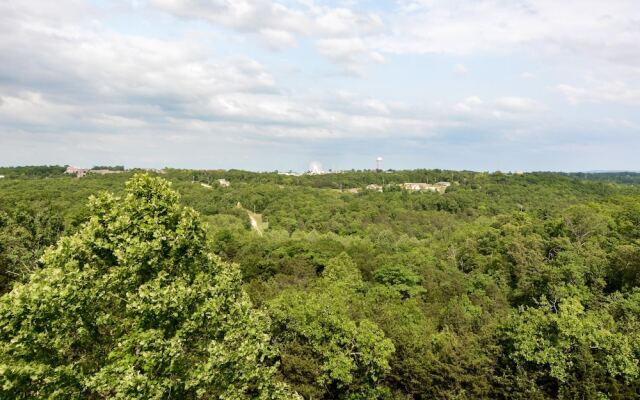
left=91, top=165, right=125, bottom=171
left=0, top=208, right=64, bottom=294
left=0, top=175, right=296, bottom=399
left=269, top=254, right=395, bottom=399
left=0, top=165, right=67, bottom=178
left=504, top=294, right=639, bottom=398
left=1, top=168, right=640, bottom=398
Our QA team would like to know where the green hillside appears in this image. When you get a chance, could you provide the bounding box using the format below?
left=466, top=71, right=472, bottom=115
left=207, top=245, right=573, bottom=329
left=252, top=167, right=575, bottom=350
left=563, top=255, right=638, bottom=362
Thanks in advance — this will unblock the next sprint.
left=1, top=168, right=640, bottom=398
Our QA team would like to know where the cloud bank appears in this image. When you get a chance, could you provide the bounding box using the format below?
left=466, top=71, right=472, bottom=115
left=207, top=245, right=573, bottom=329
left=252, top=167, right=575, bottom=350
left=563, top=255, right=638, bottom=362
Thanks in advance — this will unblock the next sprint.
left=0, top=0, right=639, bottom=171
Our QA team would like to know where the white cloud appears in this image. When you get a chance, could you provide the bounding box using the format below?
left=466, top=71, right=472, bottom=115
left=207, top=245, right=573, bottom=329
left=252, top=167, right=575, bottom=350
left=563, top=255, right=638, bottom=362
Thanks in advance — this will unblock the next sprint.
left=557, top=81, right=640, bottom=105
left=453, top=63, right=468, bottom=76
left=377, top=0, right=640, bottom=101
left=452, top=96, right=482, bottom=113
left=258, top=28, right=297, bottom=50
left=3, top=0, right=639, bottom=170
left=447, top=95, right=544, bottom=131
left=465, top=96, right=483, bottom=106
left=495, top=96, right=545, bottom=113
left=316, top=37, right=384, bottom=73
left=0, top=1, right=437, bottom=145
left=0, top=4, right=278, bottom=101
left=150, top=0, right=385, bottom=71
left=383, top=1, right=640, bottom=60
left=0, top=92, right=80, bottom=127
left=149, top=0, right=640, bottom=89
left=150, top=0, right=310, bottom=35
left=313, top=7, right=383, bottom=37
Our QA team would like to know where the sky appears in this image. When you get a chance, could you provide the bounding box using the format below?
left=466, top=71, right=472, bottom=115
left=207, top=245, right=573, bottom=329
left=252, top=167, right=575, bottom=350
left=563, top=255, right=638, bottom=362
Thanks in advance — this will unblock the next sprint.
left=1, top=0, right=639, bottom=172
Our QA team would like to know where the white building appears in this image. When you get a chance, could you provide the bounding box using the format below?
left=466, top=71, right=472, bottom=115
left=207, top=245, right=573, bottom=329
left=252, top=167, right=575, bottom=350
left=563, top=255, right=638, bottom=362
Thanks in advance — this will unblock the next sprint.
left=65, top=166, right=89, bottom=178
left=402, top=182, right=450, bottom=194
left=308, top=161, right=325, bottom=175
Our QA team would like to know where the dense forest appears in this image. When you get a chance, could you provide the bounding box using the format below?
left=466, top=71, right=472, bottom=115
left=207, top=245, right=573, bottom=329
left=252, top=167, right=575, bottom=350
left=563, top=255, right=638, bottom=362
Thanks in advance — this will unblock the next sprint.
left=1, top=166, right=640, bottom=399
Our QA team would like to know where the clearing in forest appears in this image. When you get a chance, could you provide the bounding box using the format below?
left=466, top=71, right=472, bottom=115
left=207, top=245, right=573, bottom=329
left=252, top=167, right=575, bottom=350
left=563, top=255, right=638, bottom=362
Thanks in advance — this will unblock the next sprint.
left=236, top=202, right=268, bottom=235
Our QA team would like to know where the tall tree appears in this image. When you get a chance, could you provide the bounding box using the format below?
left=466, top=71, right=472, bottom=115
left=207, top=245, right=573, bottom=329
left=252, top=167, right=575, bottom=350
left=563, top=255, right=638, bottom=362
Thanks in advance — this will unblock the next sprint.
left=0, top=174, right=297, bottom=399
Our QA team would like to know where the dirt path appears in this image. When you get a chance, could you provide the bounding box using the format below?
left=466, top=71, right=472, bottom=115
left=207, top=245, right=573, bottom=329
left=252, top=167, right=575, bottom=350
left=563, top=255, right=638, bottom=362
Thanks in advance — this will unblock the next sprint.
left=236, top=202, right=267, bottom=235
left=247, top=212, right=262, bottom=235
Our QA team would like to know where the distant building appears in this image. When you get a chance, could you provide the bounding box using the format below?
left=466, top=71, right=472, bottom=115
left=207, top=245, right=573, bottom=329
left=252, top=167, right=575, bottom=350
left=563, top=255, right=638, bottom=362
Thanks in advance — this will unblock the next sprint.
left=65, top=166, right=125, bottom=177
left=308, top=161, right=325, bottom=175
left=218, top=179, right=230, bottom=188
left=366, top=184, right=383, bottom=192
left=65, top=166, right=89, bottom=178
left=402, top=182, right=450, bottom=194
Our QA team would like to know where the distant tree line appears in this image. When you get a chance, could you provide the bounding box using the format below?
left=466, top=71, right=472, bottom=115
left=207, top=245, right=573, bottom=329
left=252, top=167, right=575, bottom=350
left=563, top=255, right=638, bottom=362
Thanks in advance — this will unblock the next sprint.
left=91, top=165, right=125, bottom=171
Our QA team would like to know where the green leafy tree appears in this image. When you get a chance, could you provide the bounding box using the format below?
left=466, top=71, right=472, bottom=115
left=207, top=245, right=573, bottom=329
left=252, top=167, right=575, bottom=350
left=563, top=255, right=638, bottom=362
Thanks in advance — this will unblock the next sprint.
left=0, top=174, right=297, bottom=399
left=373, top=265, right=425, bottom=299
left=504, top=293, right=639, bottom=398
left=0, top=208, right=64, bottom=294
left=269, top=254, right=395, bottom=399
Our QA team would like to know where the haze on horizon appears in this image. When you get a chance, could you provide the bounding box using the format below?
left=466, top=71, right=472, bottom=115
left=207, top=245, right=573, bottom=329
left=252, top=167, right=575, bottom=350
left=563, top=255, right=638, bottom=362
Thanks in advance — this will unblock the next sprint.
left=1, top=0, right=639, bottom=172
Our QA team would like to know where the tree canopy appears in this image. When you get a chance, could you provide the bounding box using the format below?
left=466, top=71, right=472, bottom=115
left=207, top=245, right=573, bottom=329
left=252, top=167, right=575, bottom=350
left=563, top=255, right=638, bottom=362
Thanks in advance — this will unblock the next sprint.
left=0, top=174, right=297, bottom=399
left=1, top=168, right=640, bottom=398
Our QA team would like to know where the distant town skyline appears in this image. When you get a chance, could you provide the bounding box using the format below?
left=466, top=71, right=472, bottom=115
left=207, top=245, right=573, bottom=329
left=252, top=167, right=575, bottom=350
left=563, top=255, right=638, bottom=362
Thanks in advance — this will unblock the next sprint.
left=1, top=1, right=639, bottom=172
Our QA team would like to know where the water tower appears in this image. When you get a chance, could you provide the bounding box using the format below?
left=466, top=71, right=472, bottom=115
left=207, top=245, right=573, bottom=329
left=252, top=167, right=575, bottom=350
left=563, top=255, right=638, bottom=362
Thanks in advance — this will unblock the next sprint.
left=376, top=157, right=383, bottom=171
